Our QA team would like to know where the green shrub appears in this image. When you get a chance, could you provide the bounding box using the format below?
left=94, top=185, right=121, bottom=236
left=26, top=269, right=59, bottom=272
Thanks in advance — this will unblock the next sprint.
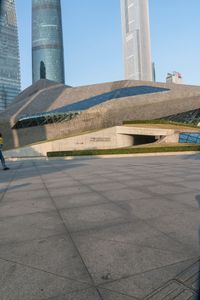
left=47, top=145, right=200, bottom=157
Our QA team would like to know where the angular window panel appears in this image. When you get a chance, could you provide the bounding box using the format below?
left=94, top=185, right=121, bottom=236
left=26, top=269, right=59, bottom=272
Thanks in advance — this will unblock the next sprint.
left=13, top=85, right=170, bottom=129
left=179, top=133, right=200, bottom=144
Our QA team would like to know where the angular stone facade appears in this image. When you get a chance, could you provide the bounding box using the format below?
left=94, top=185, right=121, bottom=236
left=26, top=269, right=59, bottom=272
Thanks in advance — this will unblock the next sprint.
left=1, top=79, right=200, bottom=150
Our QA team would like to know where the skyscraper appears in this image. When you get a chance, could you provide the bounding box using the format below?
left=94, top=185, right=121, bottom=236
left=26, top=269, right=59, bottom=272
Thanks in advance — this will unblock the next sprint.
left=32, top=0, right=65, bottom=84
left=0, top=0, right=21, bottom=112
left=120, top=0, right=152, bottom=81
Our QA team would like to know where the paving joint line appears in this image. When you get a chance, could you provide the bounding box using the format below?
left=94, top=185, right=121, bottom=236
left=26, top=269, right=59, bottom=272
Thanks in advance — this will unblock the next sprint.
left=46, top=160, right=198, bottom=253
left=0, top=255, right=93, bottom=287
left=97, top=286, right=141, bottom=300
left=97, top=257, right=200, bottom=289
left=48, top=161, right=200, bottom=248
left=72, top=234, right=192, bottom=256
left=0, top=162, right=24, bottom=204
left=0, top=232, right=73, bottom=248
left=33, top=161, right=104, bottom=299
left=142, top=217, right=200, bottom=251
left=50, top=163, right=142, bottom=220
left=40, top=160, right=200, bottom=299
left=41, top=286, right=104, bottom=300
left=145, top=279, right=198, bottom=300
left=0, top=208, right=61, bottom=221
left=174, top=278, right=199, bottom=294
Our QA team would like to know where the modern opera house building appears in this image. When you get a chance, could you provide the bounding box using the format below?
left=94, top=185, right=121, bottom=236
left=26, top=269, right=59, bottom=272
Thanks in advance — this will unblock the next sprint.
left=0, top=79, right=200, bottom=156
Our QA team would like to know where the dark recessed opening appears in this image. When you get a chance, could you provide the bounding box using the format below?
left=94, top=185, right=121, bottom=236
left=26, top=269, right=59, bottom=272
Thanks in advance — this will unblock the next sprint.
left=133, top=135, right=158, bottom=145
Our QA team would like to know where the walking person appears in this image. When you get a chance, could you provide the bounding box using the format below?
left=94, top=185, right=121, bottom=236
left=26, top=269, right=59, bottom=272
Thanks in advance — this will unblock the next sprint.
left=0, top=133, right=9, bottom=171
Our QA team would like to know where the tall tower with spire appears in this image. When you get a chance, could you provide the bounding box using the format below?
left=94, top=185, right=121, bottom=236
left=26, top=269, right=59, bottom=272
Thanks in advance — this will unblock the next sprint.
left=32, top=0, right=65, bottom=84
left=120, top=0, right=152, bottom=81
left=0, top=0, right=21, bottom=111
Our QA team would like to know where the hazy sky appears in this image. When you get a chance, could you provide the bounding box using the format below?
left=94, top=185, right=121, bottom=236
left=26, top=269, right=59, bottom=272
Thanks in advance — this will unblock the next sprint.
left=16, top=0, right=200, bottom=90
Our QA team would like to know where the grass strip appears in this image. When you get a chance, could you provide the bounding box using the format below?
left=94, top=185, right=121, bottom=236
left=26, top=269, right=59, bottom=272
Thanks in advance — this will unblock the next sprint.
left=122, top=119, right=199, bottom=128
left=47, top=145, right=200, bottom=157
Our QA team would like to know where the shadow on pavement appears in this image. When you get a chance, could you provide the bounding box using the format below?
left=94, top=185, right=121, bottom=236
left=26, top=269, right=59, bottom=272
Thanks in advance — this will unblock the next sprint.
left=181, top=154, right=200, bottom=160
left=0, top=159, right=86, bottom=184
left=0, top=183, right=31, bottom=193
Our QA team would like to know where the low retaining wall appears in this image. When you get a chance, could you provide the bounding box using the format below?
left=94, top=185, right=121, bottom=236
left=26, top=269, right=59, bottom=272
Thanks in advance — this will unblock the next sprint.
left=4, top=127, right=133, bottom=157
left=4, top=126, right=179, bottom=158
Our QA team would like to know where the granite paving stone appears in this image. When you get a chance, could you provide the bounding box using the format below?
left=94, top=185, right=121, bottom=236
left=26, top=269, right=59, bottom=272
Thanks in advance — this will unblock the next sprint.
left=78, top=177, right=113, bottom=185
left=44, top=288, right=102, bottom=300
left=147, top=183, right=194, bottom=195
left=90, top=182, right=128, bottom=192
left=98, top=288, right=138, bottom=299
left=175, top=260, right=200, bottom=292
left=53, top=192, right=108, bottom=209
left=118, top=196, right=194, bottom=220
left=72, top=232, right=195, bottom=285
left=0, top=211, right=66, bottom=245
left=44, top=180, right=81, bottom=189
left=0, top=259, right=89, bottom=300
left=5, top=182, right=45, bottom=192
left=101, top=188, right=151, bottom=202
left=2, top=189, right=49, bottom=201
left=72, top=220, right=192, bottom=255
left=47, top=186, right=91, bottom=197
left=12, top=179, right=43, bottom=185
left=145, top=280, right=198, bottom=299
left=156, top=176, right=185, bottom=183
left=100, top=258, right=198, bottom=299
left=178, top=180, right=200, bottom=190
left=122, top=179, right=156, bottom=187
left=164, top=191, right=200, bottom=209
left=0, top=234, right=92, bottom=283
left=0, top=198, right=55, bottom=218
left=0, top=155, right=199, bottom=299
left=146, top=210, right=200, bottom=252
left=60, top=203, right=129, bottom=232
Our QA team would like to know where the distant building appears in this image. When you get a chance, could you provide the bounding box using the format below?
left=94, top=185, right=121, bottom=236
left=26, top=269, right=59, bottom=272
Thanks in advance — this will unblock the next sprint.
left=32, top=0, right=65, bottom=84
left=0, top=0, right=21, bottom=112
left=152, top=62, right=156, bottom=82
left=166, top=72, right=183, bottom=84
left=120, top=0, right=153, bottom=81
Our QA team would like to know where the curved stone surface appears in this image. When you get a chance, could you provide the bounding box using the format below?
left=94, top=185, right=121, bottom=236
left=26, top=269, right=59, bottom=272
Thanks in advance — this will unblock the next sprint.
left=1, top=79, right=200, bottom=150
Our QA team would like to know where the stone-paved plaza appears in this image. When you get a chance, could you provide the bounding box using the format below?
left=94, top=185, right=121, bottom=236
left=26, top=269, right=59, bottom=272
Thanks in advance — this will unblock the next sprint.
left=0, top=155, right=199, bottom=299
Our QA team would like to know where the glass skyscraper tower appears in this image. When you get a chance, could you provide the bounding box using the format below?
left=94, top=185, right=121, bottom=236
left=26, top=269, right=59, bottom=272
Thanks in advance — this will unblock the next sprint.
left=32, top=0, right=65, bottom=84
left=120, top=0, right=152, bottom=81
left=0, top=0, right=21, bottom=112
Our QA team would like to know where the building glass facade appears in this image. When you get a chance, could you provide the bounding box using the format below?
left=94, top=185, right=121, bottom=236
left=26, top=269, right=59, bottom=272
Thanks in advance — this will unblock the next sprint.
left=32, top=0, right=65, bottom=84
left=120, top=0, right=152, bottom=81
left=179, top=133, right=200, bottom=144
left=162, top=108, right=200, bottom=126
left=0, top=0, right=21, bottom=112
left=13, top=85, right=170, bottom=129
